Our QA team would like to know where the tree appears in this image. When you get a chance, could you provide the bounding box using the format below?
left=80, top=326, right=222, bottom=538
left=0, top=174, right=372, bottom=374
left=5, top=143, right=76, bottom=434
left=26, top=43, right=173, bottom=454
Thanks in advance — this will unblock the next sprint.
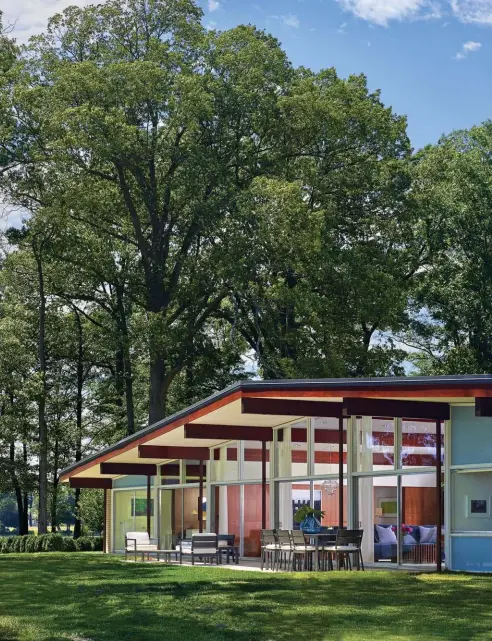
left=10, top=1, right=291, bottom=423
left=405, top=124, right=492, bottom=374
left=225, top=69, right=417, bottom=379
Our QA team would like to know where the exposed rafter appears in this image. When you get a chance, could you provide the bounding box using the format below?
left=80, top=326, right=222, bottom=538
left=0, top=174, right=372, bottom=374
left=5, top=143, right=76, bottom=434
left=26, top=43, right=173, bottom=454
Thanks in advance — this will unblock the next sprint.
left=100, top=462, right=157, bottom=476
left=138, top=445, right=209, bottom=460
left=185, top=423, right=273, bottom=442
left=342, top=397, right=450, bottom=421
left=69, top=478, right=113, bottom=489
left=241, top=397, right=344, bottom=418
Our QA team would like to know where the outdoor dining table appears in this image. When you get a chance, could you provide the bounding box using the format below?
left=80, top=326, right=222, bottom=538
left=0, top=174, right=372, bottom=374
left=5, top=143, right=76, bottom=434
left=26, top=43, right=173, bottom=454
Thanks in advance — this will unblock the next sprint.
left=304, top=531, right=337, bottom=570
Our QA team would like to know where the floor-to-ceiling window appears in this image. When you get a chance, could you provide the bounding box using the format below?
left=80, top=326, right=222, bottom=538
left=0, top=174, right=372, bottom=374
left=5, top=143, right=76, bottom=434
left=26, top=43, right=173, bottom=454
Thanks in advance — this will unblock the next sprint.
left=113, top=488, right=155, bottom=551
left=354, top=417, right=443, bottom=567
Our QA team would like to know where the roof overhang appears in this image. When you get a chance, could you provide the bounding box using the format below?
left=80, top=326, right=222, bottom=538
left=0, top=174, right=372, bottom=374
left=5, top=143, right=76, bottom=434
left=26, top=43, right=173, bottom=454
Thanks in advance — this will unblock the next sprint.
left=59, top=375, right=492, bottom=482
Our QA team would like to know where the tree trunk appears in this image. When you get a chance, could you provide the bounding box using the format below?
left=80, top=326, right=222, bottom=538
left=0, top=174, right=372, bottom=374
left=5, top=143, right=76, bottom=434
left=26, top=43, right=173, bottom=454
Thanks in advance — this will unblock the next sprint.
left=35, top=251, right=48, bottom=534
left=73, top=310, right=84, bottom=539
left=73, top=488, right=82, bottom=539
left=149, top=353, right=168, bottom=425
left=10, top=442, right=28, bottom=535
left=115, top=284, right=135, bottom=435
left=51, top=436, right=59, bottom=532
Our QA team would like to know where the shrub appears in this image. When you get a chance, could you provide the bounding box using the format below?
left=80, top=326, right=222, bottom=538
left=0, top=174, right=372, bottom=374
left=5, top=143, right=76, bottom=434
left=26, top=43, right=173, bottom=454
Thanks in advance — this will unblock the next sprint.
left=18, top=535, right=28, bottom=553
left=0, top=534, right=101, bottom=553
left=10, top=536, right=21, bottom=553
left=91, top=536, right=103, bottom=552
left=24, top=535, right=37, bottom=553
left=42, top=533, right=64, bottom=552
left=4, top=537, right=16, bottom=553
left=33, top=535, right=44, bottom=552
left=63, top=537, right=76, bottom=552
left=74, top=536, right=93, bottom=552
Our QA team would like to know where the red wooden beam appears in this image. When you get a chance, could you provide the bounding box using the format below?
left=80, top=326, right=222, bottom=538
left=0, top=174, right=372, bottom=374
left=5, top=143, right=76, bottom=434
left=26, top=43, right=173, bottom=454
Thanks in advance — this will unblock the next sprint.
left=100, top=462, right=157, bottom=476
left=139, top=445, right=209, bottom=460
left=185, top=423, right=273, bottom=442
left=69, top=477, right=113, bottom=489
left=343, top=398, right=450, bottom=421
left=241, top=397, right=343, bottom=418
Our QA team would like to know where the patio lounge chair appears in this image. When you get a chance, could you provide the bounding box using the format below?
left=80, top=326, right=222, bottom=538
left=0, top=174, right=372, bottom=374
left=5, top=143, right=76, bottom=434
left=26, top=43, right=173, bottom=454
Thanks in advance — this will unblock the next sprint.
left=125, top=531, right=158, bottom=561
left=180, top=533, right=219, bottom=565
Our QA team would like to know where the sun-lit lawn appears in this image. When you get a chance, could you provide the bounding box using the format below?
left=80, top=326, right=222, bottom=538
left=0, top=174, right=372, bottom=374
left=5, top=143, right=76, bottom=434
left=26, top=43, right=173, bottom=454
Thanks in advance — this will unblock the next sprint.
left=1, top=554, right=492, bottom=641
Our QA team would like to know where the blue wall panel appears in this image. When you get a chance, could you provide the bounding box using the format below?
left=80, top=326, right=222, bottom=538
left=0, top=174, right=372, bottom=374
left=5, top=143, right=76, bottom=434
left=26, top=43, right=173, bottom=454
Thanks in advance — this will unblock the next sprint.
left=451, top=406, right=492, bottom=466
left=451, top=537, right=492, bottom=572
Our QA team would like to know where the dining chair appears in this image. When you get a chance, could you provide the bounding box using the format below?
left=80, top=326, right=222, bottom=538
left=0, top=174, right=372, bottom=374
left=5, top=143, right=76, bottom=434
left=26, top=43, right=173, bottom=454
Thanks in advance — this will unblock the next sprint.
left=275, top=530, right=293, bottom=571
left=260, top=530, right=278, bottom=571
left=324, top=529, right=364, bottom=571
left=290, top=529, right=316, bottom=571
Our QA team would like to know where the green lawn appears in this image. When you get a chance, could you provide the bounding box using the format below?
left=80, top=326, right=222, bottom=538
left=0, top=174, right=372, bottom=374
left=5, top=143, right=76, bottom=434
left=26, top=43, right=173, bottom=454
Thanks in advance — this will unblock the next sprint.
left=1, top=554, right=492, bottom=641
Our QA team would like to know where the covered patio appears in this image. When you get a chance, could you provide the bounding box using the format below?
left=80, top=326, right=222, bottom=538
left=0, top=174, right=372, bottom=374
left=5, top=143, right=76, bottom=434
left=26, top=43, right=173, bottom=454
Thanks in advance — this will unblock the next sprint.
left=60, top=375, right=492, bottom=572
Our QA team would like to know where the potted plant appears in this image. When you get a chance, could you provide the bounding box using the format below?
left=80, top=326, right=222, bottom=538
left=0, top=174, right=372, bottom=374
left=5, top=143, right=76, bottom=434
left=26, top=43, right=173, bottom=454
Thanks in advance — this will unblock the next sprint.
left=293, top=505, right=325, bottom=533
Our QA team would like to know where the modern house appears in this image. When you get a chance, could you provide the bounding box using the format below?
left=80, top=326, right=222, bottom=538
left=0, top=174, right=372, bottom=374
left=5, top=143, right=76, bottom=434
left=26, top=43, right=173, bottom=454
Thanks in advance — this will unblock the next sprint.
left=60, top=375, right=492, bottom=572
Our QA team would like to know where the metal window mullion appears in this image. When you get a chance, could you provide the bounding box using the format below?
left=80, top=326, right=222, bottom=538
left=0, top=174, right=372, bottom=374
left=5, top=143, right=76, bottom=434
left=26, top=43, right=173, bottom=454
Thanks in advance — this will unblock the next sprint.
left=307, top=417, right=314, bottom=477
left=394, top=417, right=402, bottom=472
left=238, top=440, right=244, bottom=482
left=239, top=484, right=245, bottom=558
left=270, top=434, right=276, bottom=528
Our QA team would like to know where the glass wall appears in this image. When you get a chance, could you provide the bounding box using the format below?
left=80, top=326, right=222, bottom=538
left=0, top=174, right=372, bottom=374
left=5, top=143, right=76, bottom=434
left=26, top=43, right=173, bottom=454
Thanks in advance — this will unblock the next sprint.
left=244, top=484, right=270, bottom=556
left=314, top=417, right=346, bottom=477
left=113, top=489, right=155, bottom=551
left=139, top=413, right=444, bottom=561
left=313, top=479, right=347, bottom=528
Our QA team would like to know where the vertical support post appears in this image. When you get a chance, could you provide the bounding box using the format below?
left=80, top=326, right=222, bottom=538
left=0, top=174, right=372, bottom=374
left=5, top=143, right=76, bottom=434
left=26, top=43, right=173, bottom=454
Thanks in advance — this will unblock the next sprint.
left=146, top=474, right=151, bottom=537
left=198, top=459, right=204, bottom=533
left=261, top=440, right=267, bottom=530
left=338, top=416, right=344, bottom=529
left=103, top=488, right=107, bottom=553
left=436, top=419, right=442, bottom=572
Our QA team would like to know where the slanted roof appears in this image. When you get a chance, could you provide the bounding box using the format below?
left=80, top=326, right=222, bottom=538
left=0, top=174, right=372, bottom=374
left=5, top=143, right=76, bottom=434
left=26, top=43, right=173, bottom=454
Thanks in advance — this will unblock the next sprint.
left=59, top=374, right=492, bottom=482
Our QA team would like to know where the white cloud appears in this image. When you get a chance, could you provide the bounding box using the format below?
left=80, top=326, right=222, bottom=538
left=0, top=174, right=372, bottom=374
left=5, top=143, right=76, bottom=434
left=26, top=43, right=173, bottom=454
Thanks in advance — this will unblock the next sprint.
left=337, top=0, right=492, bottom=25
left=282, top=13, right=300, bottom=27
left=338, top=21, right=348, bottom=31
left=208, top=0, right=220, bottom=12
left=455, top=40, right=483, bottom=58
left=336, top=0, right=431, bottom=25
left=4, top=0, right=95, bottom=44
left=451, top=0, right=492, bottom=23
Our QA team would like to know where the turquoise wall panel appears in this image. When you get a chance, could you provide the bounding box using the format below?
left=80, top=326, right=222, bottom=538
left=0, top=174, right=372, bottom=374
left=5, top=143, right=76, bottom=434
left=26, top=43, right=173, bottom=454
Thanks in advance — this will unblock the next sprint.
left=451, top=406, right=492, bottom=466
left=113, top=475, right=151, bottom=488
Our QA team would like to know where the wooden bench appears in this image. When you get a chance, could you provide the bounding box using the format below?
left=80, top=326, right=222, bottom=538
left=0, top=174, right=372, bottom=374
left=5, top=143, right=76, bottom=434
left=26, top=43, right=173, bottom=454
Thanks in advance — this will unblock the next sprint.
left=125, top=531, right=158, bottom=561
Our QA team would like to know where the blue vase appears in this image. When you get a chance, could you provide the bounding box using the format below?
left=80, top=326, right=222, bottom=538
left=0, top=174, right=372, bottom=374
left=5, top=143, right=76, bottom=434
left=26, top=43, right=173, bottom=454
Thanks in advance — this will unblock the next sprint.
left=300, top=515, right=321, bottom=534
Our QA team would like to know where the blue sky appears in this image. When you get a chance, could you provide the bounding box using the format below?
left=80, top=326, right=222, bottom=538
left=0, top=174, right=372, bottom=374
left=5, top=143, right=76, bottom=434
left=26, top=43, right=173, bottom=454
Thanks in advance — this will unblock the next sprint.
left=2, top=0, right=492, bottom=149
left=198, top=0, right=492, bottom=149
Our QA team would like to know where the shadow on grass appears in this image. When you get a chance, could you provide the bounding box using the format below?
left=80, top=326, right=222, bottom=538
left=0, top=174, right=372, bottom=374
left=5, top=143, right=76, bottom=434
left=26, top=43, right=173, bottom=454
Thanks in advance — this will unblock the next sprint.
left=1, top=554, right=492, bottom=641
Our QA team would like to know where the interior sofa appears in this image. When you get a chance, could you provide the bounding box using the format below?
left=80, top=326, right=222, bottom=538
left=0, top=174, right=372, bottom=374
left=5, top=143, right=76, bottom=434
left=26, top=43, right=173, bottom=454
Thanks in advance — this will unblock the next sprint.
left=374, top=524, right=438, bottom=562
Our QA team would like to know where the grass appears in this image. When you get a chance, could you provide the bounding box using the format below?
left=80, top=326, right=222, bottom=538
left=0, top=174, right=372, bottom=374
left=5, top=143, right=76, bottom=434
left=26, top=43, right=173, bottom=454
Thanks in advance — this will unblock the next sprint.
left=1, top=555, right=492, bottom=641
